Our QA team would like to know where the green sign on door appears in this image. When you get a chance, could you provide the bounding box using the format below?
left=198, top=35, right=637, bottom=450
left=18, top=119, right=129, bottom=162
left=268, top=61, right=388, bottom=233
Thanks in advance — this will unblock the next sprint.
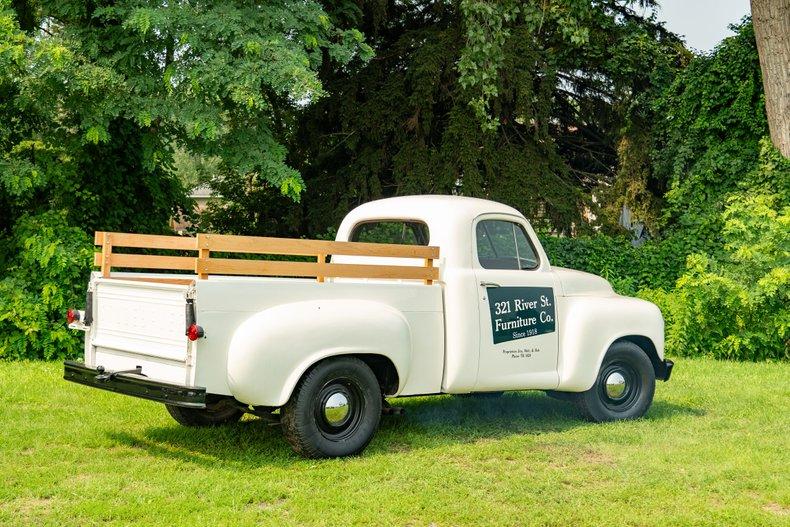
left=486, top=286, right=556, bottom=344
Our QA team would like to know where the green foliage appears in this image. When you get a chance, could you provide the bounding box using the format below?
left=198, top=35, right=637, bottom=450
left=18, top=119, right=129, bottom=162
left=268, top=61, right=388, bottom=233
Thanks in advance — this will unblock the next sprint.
left=653, top=19, right=767, bottom=250
left=550, top=22, right=787, bottom=362
left=1, top=0, right=368, bottom=359
left=626, top=22, right=787, bottom=361
left=0, top=3, right=783, bottom=365
left=539, top=233, right=687, bottom=295
left=458, top=0, right=593, bottom=131
left=543, top=31, right=784, bottom=363
left=173, top=148, right=220, bottom=190
left=641, top=141, right=789, bottom=361
left=0, top=212, right=93, bottom=360
left=201, top=0, right=681, bottom=238
left=9, top=0, right=371, bottom=202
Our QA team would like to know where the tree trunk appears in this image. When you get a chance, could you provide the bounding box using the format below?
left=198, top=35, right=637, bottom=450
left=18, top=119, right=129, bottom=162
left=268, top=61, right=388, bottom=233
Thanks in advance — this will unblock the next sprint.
left=751, top=0, right=790, bottom=158
left=12, top=0, right=36, bottom=32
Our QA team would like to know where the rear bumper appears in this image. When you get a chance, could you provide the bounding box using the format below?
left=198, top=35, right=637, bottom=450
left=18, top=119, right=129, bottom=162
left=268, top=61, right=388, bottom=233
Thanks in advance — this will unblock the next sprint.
left=63, top=361, right=206, bottom=408
left=656, top=359, right=674, bottom=381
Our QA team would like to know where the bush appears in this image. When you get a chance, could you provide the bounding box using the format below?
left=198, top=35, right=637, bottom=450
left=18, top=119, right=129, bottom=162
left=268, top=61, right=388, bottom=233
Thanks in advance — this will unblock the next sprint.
left=0, top=212, right=93, bottom=360
left=543, top=141, right=788, bottom=362
left=539, top=233, right=687, bottom=294
left=641, top=142, right=788, bottom=361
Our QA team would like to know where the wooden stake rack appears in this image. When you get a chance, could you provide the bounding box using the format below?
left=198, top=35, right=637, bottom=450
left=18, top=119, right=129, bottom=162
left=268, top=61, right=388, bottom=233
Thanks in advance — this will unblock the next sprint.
left=93, top=232, right=439, bottom=284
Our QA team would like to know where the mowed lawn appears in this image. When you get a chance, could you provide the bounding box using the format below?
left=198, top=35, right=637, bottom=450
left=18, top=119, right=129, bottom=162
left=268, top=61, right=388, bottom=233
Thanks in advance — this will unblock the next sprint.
left=0, top=359, right=788, bottom=526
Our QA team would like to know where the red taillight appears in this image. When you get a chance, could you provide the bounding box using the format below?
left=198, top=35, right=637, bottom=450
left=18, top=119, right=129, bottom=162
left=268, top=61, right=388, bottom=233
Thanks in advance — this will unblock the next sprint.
left=66, top=309, right=78, bottom=324
left=186, top=323, right=204, bottom=341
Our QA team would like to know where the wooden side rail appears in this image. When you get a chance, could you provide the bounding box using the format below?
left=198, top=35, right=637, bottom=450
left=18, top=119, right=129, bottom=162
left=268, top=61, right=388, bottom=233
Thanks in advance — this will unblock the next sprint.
left=93, top=232, right=197, bottom=278
left=94, top=231, right=439, bottom=284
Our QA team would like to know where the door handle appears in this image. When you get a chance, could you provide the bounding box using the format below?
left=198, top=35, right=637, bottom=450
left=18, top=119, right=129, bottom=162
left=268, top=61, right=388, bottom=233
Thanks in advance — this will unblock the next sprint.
left=480, top=281, right=501, bottom=288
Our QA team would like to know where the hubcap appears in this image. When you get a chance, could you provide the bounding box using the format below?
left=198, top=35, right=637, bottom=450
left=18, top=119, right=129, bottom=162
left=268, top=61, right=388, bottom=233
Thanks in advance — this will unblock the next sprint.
left=605, top=371, right=627, bottom=400
left=315, top=380, right=365, bottom=440
left=324, top=392, right=350, bottom=426
left=598, top=361, right=641, bottom=411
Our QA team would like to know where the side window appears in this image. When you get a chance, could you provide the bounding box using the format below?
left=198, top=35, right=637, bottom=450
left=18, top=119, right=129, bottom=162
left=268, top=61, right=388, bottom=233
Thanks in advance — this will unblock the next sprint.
left=350, top=221, right=429, bottom=245
left=476, top=220, right=538, bottom=270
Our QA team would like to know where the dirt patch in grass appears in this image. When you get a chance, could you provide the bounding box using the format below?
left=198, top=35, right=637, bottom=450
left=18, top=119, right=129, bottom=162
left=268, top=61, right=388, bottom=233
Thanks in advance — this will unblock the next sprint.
left=580, top=449, right=614, bottom=465
left=3, top=496, right=61, bottom=517
left=246, top=498, right=288, bottom=512
left=764, top=502, right=789, bottom=516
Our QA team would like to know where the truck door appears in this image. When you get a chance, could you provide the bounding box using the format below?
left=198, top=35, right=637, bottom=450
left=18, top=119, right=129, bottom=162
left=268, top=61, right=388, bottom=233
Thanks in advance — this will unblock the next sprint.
left=473, top=216, right=560, bottom=391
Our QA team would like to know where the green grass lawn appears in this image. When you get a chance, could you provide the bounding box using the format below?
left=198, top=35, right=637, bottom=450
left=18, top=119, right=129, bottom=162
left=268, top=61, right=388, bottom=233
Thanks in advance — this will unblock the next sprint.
left=0, top=359, right=788, bottom=526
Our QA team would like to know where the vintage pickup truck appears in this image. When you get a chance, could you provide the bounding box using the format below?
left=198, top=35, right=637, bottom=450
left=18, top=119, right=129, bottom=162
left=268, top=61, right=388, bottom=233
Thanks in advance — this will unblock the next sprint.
left=64, top=195, right=673, bottom=458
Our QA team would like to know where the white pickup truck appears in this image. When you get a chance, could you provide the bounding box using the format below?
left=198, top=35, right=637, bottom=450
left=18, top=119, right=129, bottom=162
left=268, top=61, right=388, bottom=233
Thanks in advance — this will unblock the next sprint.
left=64, top=195, right=672, bottom=458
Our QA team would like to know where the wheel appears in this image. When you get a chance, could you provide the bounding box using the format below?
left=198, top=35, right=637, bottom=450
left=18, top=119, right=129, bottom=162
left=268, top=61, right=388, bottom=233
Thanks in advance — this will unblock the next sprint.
left=281, top=357, right=382, bottom=458
left=574, top=341, right=656, bottom=422
left=166, top=397, right=244, bottom=427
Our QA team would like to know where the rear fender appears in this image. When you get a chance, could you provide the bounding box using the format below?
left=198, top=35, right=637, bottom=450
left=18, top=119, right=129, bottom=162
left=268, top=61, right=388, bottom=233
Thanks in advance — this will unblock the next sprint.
left=226, top=299, right=411, bottom=406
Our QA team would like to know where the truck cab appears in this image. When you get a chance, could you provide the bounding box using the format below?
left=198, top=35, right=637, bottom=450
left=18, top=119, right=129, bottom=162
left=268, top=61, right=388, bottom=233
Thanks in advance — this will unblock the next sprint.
left=65, top=195, right=673, bottom=458
left=336, top=196, right=669, bottom=395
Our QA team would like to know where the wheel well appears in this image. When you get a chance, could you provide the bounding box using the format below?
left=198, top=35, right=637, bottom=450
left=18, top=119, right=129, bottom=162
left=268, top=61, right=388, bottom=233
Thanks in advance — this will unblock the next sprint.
left=304, top=354, right=400, bottom=397
left=614, top=335, right=663, bottom=378
left=354, top=354, right=400, bottom=395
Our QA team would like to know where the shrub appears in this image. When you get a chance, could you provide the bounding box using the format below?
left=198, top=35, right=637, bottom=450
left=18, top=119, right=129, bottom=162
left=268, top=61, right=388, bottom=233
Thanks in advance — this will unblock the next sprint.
left=640, top=141, right=789, bottom=361
left=539, top=233, right=687, bottom=294
left=0, top=212, right=93, bottom=360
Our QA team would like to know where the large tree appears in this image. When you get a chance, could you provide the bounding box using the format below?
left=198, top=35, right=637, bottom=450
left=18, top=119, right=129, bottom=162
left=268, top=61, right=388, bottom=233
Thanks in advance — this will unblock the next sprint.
left=0, top=0, right=369, bottom=359
left=751, top=0, right=790, bottom=158
left=200, top=0, right=682, bottom=237
left=652, top=20, right=769, bottom=251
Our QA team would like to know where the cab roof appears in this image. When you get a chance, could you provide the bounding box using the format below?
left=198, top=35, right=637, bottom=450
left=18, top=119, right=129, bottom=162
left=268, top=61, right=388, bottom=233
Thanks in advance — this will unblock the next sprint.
left=341, top=195, right=524, bottom=228
left=336, top=195, right=544, bottom=269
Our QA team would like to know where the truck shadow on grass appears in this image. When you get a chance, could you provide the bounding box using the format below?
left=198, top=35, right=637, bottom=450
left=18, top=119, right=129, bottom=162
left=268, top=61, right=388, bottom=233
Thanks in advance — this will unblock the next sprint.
left=108, top=392, right=701, bottom=467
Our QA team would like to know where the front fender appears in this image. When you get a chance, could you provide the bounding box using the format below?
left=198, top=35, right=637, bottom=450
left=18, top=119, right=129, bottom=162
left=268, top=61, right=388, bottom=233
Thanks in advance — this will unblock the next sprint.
left=226, top=299, right=412, bottom=406
left=556, top=295, right=664, bottom=391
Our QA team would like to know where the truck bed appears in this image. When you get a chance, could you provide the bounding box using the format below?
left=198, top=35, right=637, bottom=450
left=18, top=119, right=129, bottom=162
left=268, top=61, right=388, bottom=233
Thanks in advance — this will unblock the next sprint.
left=82, top=273, right=445, bottom=399
left=193, top=275, right=444, bottom=397
left=75, top=230, right=443, bottom=405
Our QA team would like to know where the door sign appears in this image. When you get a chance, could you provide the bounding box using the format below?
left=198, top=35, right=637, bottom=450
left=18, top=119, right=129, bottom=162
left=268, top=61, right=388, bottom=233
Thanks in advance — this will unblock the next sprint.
left=486, top=287, right=555, bottom=344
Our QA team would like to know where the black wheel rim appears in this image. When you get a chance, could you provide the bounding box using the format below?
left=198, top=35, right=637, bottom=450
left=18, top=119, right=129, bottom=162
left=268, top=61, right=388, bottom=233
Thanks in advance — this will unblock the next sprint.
left=598, top=361, right=641, bottom=411
left=314, top=378, right=365, bottom=440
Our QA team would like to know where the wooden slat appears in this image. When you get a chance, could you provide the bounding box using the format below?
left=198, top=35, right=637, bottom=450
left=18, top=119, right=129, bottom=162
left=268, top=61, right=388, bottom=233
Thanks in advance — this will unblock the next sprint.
left=424, top=258, right=434, bottom=285
left=106, top=277, right=196, bottom=286
left=110, top=253, right=196, bottom=271
left=327, top=262, right=439, bottom=281
left=94, top=231, right=197, bottom=251
left=198, top=259, right=323, bottom=277
left=196, top=233, right=210, bottom=280
left=101, top=232, right=112, bottom=278
left=199, top=233, right=439, bottom=259
left=197, top=258, right=439, bottom=281
left=316, top=253, right=326, bottom=283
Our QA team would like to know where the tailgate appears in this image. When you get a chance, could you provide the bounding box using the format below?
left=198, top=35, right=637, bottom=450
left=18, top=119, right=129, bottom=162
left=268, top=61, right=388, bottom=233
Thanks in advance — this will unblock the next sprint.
left=87, top=278, right=197, bottom=386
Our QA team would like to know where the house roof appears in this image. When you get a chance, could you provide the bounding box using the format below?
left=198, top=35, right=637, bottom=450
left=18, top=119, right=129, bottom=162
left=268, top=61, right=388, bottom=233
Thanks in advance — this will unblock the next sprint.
left=189, top=184, right=216, bottom=199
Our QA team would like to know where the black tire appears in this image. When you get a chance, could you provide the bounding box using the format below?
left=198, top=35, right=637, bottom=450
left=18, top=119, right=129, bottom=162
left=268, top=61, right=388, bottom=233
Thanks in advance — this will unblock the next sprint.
left=281, top=357, right=382, bottom=458
left=165, top=397, right=244, bottom=427
left=574, top=341, right=656, bottom=422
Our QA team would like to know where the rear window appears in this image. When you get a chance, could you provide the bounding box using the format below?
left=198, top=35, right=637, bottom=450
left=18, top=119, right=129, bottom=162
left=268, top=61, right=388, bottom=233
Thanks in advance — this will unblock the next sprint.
left=350, top=221, right=430, bottom=245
